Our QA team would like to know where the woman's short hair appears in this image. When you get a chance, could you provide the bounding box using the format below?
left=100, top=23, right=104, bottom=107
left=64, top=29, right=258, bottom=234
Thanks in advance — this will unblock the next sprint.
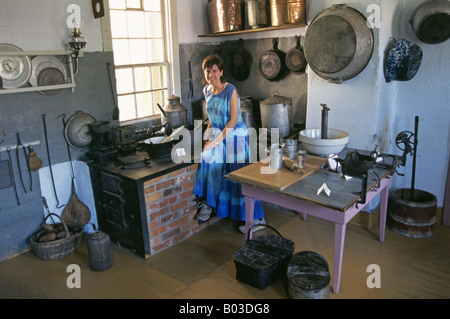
left=202, top=54, right=225, bottom=83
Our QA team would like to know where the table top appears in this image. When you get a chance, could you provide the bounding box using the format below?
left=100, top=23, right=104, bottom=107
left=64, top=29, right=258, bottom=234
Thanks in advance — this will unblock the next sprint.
left=226, top=153, right=391, bottom=211
left=225, top=155, right=326, bottom=192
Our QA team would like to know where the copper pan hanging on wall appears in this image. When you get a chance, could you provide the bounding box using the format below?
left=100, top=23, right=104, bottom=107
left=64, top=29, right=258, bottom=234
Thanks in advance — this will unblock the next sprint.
left=303, top=4, right=374, bottom=83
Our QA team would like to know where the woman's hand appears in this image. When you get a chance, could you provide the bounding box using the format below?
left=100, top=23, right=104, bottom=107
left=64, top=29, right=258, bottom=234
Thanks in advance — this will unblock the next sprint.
left=203, top=140, right=219, bottom=152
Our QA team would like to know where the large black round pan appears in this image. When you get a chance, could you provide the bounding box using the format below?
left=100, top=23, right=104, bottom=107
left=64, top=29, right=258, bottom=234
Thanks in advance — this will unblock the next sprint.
left=231, top=39, right=251, bottom=81
left=144, top=136, right=175, bottom=159
left=259, top=38, right=288, bottom=81
left=304, top=4, right=374, bottom=83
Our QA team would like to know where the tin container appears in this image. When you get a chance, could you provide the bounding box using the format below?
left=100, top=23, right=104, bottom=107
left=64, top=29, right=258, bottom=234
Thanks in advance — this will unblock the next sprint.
left=288, top=0, right=306, bottom=25
left=87, top=230, right=114, bottom=271
left=270, top=143, right=283, bottom=169
left=248, top=0, right=270, bottom=29
left=283, top=139, right=298, bottom=159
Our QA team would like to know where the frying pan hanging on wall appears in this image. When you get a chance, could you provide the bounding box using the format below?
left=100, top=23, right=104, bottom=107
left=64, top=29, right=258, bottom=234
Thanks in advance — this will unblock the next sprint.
left=410, top=0, right=450, bottom=44
left=285, top=35, right=307, bottom=75
left=231, top=39, right=251, bottom=81
left=259, top=37, right=288, bottom=81
left=303, top=4, right=374, bottom=83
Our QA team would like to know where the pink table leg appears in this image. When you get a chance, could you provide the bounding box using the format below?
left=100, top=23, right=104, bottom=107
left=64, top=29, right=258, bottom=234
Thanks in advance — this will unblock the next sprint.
left=334, top=223, right=347, bottom=294
left=245, top=196, right=255, bottom=240
left=379, top=185, right=389, bottom=242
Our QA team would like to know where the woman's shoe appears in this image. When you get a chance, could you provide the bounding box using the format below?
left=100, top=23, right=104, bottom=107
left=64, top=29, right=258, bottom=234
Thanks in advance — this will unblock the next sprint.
left=238, top=218, right=266, bottom=234
left=196, top=202, right=213, bottom=222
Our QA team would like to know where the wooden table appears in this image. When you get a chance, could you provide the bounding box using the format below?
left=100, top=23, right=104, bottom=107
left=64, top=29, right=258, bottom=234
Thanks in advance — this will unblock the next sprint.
left=226, top=155, right=394, bottom=294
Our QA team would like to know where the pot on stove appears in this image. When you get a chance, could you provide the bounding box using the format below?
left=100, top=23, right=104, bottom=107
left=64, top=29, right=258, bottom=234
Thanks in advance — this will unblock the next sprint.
left=144, top=136, right=175, bottom=159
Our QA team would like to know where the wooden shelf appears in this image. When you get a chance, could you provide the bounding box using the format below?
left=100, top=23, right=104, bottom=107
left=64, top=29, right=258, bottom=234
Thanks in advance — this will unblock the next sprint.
left=198, top=23, right=306, bottom=37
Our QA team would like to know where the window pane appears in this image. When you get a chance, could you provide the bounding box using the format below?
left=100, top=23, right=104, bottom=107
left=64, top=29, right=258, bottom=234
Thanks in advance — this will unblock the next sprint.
left=129, top=39, right=148, bottom=64
left=110, top=10, right=128, bottom=38
left=115, top=68, right=134, bottom=94
left=118, top=94, right=137, bottom=121
left=143, top=0, right=160, bottom=11
left=147, top=39, right=163, bottom=63
left=109, top=0, right=126, bottom=10
left=136, top=92, right=153, bottom=118
left=127, top=11, right=146, bottom=38
left=126, top=0, right=142, bottom=9
left=112, top=39, right=130, bottom=65
left=110, top=0, right=169, bottom=121
left=151, top=66, right=166, bottom=89
left=134, top=67, right=151, bottom=92
left=153, top=89, right=168, bottom=114
left=145, top=12, right=162, bottom=37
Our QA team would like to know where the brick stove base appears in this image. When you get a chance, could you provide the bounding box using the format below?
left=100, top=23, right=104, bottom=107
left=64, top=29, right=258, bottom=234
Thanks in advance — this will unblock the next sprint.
left=144, top=163, right=220, bottom=255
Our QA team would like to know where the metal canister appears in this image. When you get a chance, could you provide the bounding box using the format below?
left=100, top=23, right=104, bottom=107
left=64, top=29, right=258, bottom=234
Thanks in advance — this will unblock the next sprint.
left=87, top=229, right=114, bottom=271
left=248, top=0, right=270, bottom=29
left=287, top=0, right=306, bottom=25
left=240, top=95, right=255, bottom=129
left=270, top=0, right=289, bottom=26
left=162, top=95, right=187, bottom=128
left=260, top=93, right=293, bottom=138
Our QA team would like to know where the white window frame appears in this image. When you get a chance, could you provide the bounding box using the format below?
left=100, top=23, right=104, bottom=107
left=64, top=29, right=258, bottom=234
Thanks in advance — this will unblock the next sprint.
left=101, top=0, right=181, bottom=124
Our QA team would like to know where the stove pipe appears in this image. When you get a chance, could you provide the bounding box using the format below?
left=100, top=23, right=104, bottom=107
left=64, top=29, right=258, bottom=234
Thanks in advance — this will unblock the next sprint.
left=320, top=104, right=330, bottom=139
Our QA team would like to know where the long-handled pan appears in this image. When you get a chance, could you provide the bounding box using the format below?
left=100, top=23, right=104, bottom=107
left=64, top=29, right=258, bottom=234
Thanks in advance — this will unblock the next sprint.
left=6, top=147, right=20, bottom=206
left=42, top=114, right=63, bottom=208
left=15, top=133, right=27, bottom=193
left=60, top=114, right=91, bottom=226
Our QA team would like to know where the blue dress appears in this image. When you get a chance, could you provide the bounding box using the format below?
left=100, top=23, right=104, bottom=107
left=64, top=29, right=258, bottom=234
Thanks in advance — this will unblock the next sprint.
left=193, top=83, right=264, bottom=221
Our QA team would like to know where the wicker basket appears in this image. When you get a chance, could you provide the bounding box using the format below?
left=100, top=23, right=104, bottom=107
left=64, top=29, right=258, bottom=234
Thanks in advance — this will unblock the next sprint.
left=233, top=224, right=295, bottom=289
left=30, top=213, right=83, bottom=260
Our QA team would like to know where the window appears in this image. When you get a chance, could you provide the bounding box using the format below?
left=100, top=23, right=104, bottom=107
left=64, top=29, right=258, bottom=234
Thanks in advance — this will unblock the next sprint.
left=108, top=0, right=171, bottom=122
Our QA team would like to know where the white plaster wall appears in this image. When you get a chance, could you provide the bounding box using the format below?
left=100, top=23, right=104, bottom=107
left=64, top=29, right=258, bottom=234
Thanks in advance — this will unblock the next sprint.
left=0, top=0, right=103, bottom=51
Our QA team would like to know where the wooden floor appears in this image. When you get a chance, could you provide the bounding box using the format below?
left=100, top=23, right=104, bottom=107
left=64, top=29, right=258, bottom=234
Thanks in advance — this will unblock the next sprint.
left=1, top=204, right=449, bottom=299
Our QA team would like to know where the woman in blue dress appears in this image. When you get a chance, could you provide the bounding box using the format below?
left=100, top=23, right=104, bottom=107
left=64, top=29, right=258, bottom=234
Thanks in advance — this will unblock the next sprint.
left=193, top=54, right=265, bottom=233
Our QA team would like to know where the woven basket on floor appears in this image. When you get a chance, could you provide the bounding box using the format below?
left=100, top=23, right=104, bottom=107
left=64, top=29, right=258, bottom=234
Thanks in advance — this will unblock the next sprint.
left=30, top=213, right=83, bottom=260
left=233, top=224, right=295, bottom=289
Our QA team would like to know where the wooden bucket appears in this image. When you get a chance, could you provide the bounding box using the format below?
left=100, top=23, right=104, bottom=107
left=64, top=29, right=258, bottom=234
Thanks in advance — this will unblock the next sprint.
left=387, top=188, right=437, bottom=238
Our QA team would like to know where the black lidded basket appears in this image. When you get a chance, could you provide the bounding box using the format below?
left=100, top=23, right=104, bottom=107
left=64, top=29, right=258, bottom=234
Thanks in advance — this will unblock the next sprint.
left=233, top=224, right=295, bottom=289
left=30, top=213, right=83, bottom=260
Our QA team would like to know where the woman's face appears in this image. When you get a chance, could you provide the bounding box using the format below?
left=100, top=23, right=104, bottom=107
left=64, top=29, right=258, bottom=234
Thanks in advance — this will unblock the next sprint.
left=204, top=64, right=223, bottom=87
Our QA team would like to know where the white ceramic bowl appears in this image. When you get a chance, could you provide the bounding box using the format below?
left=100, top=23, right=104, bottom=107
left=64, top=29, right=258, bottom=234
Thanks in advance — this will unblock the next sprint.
left=299, top=128, right=349, bottom=156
